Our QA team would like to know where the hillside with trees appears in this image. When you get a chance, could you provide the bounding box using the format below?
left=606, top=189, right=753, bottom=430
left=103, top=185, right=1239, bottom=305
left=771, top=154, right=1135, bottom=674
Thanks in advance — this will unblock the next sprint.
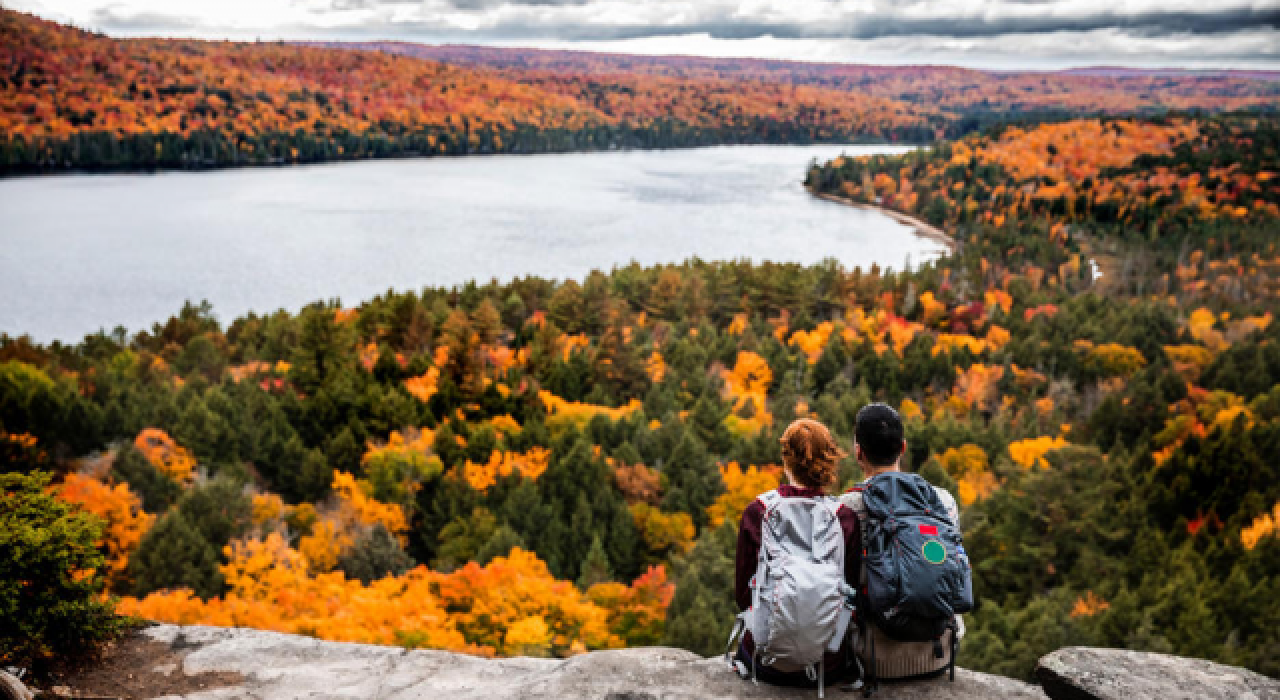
left=348, top=43, right=1280, bottom=122
left=3, top=8, right=1279, bottom=174
left=4, top=112, right=1278, bottom=679
left=0, top=8, right=941, bottom=174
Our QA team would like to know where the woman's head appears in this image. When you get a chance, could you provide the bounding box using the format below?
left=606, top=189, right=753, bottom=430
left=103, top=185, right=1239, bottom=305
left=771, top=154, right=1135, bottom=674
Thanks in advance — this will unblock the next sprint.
left=779, top=418, right=847, bottom=491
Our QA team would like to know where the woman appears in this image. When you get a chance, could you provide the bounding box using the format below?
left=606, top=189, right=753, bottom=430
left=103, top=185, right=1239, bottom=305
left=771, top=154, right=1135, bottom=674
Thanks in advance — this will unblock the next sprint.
left=732, top=418, right=861, bottom=688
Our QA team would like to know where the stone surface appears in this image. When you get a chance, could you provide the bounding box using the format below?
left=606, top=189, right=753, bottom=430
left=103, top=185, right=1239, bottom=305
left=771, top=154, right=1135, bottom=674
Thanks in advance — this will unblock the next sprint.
left=0, top=671, right=34, bottom=700
left=1036, top=647, right=1280, bottom=700
left=141, top=624, right=1046, bottom=699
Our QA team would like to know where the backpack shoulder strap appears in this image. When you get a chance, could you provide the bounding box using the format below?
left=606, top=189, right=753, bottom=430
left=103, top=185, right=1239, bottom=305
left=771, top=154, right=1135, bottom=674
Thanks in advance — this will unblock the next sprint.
left=810, top=495, right=847, bottom=571
left=757, top=488, right=782, bottom=511
left=756, top=489, right=784, bottom=560
left=838, top=484, right=870, bottom=585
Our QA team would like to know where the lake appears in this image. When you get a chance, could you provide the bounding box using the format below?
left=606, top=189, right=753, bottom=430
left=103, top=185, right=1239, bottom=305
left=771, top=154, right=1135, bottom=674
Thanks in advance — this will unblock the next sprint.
left=0, top=144, right=942, bottom=343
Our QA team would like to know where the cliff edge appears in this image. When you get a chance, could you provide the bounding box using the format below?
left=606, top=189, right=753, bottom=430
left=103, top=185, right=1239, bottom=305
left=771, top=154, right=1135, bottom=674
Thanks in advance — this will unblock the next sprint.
left=10, top=624, right=1278, bottom=700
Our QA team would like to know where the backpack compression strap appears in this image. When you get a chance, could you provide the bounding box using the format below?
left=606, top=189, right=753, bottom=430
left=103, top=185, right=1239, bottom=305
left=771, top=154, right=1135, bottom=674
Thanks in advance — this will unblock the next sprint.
left=756, top=489, right=786, bottom=562
left=725, top=489, right=781, bottom=678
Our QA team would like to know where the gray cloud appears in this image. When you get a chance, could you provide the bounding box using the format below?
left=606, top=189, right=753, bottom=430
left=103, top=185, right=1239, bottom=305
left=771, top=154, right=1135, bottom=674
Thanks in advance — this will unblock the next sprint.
left=312, top=0, right=592, bottom=11
left=457, top=6, right=1280, bottom=41
left=88, top=5, right=200, bottom=31
left=22, top=0, right=1280, bottom=69
left=80, top=1, right=1280, bottom=41
left=445, top=0, right=595, bottom=9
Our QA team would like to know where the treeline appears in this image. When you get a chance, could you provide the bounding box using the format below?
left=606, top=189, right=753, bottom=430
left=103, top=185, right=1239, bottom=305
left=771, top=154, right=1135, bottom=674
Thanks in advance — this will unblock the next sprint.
left=0, top=117, right=932, bottom=174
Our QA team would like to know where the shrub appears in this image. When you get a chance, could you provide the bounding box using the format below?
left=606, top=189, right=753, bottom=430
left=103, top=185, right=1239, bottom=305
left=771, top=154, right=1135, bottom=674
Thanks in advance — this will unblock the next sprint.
left=335, top=525, right=415, bottom=584
left=0, top=471, right=125, bottom=670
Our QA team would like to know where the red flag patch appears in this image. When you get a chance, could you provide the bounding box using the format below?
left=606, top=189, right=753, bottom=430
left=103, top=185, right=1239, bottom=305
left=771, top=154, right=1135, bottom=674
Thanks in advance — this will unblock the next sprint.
left=918, top=524, right=939, bottom=536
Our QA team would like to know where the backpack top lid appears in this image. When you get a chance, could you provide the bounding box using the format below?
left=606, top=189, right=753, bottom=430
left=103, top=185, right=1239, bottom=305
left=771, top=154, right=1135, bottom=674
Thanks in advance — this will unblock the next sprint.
left=861, top=471, right=949, bottom=521
left=759, top=489, right=845, bottom=567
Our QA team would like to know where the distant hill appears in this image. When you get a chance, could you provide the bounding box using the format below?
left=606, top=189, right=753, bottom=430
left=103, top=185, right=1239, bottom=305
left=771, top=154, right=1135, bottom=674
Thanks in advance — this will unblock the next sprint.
left=306, top=41, right=1280, bottom=117
left=1058, top=66, right=1280, bottom=80
left=2, top=7, right=1279, bottom=173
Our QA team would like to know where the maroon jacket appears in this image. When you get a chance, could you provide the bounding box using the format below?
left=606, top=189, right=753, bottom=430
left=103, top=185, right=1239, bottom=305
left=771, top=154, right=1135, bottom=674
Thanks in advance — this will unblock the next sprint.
left=734, top=484, right=862, bottom=664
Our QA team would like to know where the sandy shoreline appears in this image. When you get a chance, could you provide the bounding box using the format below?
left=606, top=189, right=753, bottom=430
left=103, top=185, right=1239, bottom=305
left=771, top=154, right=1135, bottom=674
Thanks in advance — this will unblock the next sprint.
left=808, top=187, right=959, bottom=254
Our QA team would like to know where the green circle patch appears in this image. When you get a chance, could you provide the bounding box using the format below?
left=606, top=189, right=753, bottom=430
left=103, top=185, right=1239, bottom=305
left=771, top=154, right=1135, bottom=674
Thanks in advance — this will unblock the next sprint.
left=922, top=539, right=947, bottom=565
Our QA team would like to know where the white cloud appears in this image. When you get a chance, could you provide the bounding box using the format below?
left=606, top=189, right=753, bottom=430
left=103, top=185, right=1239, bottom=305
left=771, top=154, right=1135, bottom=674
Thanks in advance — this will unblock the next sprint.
left=11, top=0, right=1280, bottom=69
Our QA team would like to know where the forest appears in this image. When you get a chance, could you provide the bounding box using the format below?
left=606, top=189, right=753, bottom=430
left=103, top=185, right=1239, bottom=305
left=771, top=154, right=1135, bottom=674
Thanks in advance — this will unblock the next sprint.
left=3, top=111, right=1278, bottom=681
left=3, top=8, right=1280, bottom=173
left=346, top=43, right=1280, bottom=120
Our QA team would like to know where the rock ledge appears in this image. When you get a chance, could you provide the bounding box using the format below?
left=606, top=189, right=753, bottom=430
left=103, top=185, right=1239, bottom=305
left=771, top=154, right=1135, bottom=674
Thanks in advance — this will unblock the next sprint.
left=12, top=625, right=1279, bottom=700
left=140, top=624, right=1040, bottom=699
left=1036, top=646, right=1278, bottom=700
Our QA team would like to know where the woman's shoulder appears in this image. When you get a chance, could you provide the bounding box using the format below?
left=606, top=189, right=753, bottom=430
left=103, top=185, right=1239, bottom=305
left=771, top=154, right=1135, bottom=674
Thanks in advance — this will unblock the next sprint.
left=739, top=490, right=772, bottom=524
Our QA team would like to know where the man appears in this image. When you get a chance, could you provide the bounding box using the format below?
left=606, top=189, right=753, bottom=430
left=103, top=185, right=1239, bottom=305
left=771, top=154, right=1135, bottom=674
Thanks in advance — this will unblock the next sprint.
left=840, top=403, right=965, bottom=682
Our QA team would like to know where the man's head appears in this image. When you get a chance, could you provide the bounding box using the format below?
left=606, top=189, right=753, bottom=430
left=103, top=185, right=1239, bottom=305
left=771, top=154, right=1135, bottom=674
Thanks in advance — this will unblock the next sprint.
left=854, top=403, right=905, bottom=471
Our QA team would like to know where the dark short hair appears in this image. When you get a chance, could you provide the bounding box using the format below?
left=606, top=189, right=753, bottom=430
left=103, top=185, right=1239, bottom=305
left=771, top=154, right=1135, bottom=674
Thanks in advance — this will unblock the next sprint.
left=854, top=403, right=904, bottom=467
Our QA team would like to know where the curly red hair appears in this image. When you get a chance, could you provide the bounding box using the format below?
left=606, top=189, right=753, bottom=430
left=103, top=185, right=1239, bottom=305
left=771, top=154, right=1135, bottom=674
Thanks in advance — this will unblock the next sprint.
left=779, top=418, right=847, bottom=491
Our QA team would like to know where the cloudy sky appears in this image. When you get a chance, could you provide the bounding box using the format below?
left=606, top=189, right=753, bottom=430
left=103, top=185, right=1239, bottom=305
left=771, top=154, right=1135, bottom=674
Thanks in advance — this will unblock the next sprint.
left=11, top=0, right=1280, bottom=70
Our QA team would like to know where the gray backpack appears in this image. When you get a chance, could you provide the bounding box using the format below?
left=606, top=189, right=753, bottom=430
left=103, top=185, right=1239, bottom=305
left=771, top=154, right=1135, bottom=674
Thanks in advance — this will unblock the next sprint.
left=724, top=489, right=856, bottom=697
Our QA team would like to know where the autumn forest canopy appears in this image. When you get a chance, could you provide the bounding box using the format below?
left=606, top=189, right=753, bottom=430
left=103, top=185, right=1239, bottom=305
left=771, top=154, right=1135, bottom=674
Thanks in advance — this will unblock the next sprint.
left=2, top=8, right=1280, bottom=174
left=2, top=4, right=1279, bottom=687
left=3, top=109, right=1278, bottom=679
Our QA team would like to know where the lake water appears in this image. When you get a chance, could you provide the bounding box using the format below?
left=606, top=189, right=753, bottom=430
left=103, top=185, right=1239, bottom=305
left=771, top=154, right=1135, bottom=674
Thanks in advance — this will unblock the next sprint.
left=0, top=144, right=942, bottom=343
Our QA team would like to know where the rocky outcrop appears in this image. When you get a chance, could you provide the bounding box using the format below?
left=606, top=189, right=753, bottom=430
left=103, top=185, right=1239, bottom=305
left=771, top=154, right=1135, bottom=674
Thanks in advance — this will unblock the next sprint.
left=138, top=624, right=1040, bottom=699
left=0, top=671, right=34, bottom=700
left=1036, top=647, right=1279, bottom=700
left=14, top=625, right=1279, bottom=700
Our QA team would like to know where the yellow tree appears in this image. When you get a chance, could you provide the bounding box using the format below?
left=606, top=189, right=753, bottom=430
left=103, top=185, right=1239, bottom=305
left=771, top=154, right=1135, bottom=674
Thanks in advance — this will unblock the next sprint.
left=706, top=462, right=781, bottom=527
left=936, top=445, right=998, bottom=505
left=1008, top=436, right=1069, bottom=470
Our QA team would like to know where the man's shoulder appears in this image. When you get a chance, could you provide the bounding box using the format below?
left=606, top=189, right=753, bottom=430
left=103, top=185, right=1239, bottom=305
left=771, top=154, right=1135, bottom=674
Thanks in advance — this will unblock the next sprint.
left=931, top=484, right=958, bottom=508
left=837, top=485, right=864, bottom=511
left=837, top=479, right=957, bottom=520
left=928, top=484, right=961, bottom=526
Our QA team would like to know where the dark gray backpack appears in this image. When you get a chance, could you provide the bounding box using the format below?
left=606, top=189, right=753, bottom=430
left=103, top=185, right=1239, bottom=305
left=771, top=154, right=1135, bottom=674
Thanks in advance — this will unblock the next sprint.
left=858, top=472, right=972, bottom=690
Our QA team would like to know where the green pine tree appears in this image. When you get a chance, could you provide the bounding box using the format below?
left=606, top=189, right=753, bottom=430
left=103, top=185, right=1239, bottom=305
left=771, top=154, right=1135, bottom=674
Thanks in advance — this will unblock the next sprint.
left=476, top=525, right=527, bottom=566
left=663, top=523, right=737, bottom=656
left=917, top=456, right=959, bottom=495
left=110, top=442, right=180, bottom=513
left=661, top=431, right=724, bottom=530
left=175, top=475, right=252, bottom=551
left=577, top=535, right=614, bottom=589
left=129, top=510, right=223, bottom=598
